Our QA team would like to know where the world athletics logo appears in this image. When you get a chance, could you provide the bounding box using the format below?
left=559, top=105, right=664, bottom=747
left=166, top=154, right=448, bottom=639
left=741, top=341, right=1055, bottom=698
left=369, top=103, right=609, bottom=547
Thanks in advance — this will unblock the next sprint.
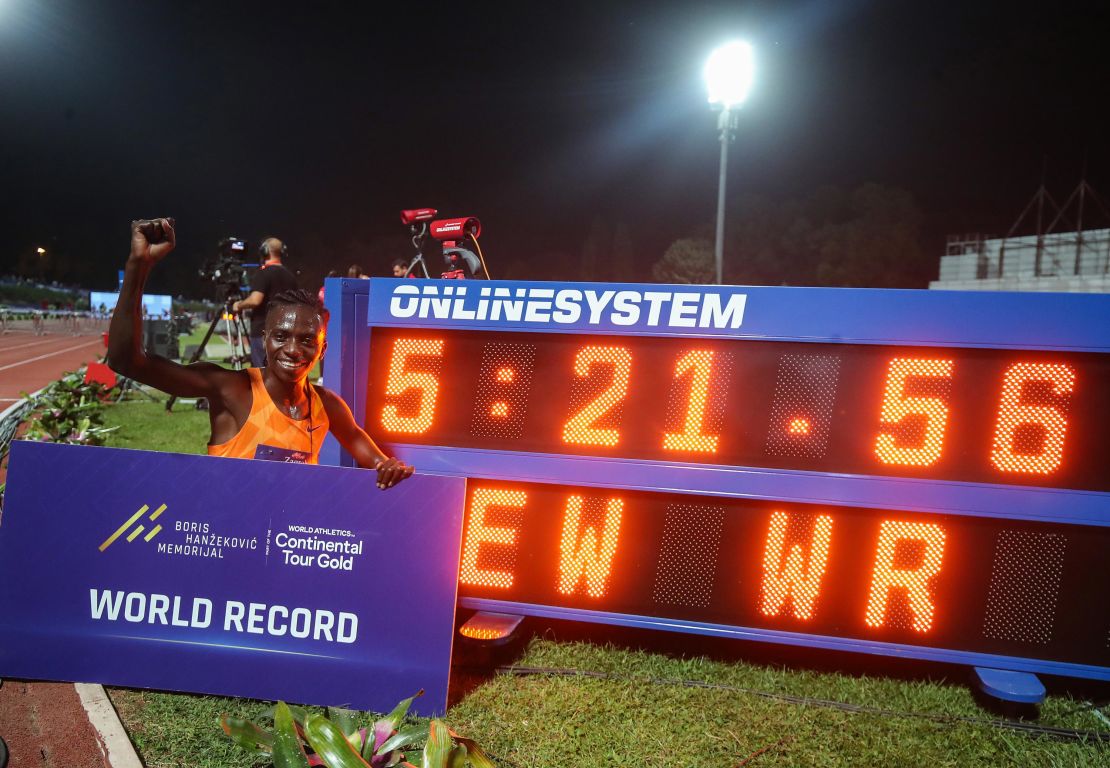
left=99, top=503, right=168, bottom=551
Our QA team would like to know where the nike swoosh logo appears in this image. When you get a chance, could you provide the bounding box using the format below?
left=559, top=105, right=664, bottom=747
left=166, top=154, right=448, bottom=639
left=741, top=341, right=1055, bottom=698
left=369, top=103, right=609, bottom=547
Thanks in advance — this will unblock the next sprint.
left=306, top=425, right=325, bottom=433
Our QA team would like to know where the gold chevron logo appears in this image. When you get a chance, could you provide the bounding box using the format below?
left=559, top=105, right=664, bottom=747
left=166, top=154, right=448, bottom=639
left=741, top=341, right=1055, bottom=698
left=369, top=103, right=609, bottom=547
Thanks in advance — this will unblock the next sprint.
left=99, top=503, right=167, bottom=552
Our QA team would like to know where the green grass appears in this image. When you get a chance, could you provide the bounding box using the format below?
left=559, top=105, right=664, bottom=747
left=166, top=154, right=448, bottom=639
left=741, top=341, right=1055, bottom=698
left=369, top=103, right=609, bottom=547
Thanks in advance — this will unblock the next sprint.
left=101, top=399, right=210, bottom=454
left=105, top=637, right=1108, bottom=768
left=445, top=641, right=1109, bottom=767
left=96, top=400, right=1109, bottom=767
left=109, top=690, right=269, bottom=768
left=176, top=327, right=236, bottom=363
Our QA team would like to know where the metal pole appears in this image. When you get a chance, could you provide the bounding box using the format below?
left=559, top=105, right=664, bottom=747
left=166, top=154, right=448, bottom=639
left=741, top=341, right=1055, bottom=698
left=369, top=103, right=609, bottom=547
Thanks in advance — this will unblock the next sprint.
left=714, top=108, right=733, bottom=285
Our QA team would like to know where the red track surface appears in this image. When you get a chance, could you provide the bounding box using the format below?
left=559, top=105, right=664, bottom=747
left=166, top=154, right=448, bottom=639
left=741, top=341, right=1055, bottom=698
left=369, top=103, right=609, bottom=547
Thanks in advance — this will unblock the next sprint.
left=0, top=682, right=109, bottom=768
left=2, top=327, right=115, bottom=768
left=0, top=329, right=109, bottom=404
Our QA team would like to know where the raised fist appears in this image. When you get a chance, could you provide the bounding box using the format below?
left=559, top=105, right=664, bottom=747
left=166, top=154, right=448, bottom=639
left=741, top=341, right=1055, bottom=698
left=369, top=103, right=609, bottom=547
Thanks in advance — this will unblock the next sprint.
left=129, top=218, right=176, bottom=264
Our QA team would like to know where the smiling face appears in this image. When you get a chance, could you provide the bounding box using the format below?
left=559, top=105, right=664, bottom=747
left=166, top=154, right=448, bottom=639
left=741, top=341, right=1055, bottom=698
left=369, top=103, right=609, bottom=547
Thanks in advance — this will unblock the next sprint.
left=263, top=304, right=327, bottom=384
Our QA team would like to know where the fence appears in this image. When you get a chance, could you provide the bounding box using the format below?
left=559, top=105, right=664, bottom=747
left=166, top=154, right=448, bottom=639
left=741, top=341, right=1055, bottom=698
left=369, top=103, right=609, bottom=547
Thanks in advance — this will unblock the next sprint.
left=0, top=310, right=108, bottom=336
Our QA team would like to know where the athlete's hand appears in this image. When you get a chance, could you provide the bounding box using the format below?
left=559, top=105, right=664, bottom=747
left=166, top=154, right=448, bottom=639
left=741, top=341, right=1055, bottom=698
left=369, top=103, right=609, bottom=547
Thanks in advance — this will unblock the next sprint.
left=129, top=218, right=176, bottom=264
left=376, top=457, right=414, bottom=490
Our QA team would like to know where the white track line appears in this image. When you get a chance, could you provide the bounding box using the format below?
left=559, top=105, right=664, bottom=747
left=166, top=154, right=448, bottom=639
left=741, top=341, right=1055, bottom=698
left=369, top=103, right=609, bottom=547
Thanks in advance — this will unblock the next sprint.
left=0, top=338, right=102, bottom=372
left=0, top=336, right=90, bottom=355
left=74, top=683, right=144, bottom=768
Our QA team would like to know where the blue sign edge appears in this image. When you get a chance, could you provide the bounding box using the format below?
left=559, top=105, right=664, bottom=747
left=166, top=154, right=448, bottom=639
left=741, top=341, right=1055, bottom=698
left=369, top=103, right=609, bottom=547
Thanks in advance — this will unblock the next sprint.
left=461, top=598, right=1110, bottom=682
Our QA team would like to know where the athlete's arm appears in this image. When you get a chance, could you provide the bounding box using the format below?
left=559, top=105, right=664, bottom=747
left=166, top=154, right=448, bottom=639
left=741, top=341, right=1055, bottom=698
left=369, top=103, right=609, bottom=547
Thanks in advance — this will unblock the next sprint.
left=318, top=388, right=414, bottom=489
left=108, top=219, right=241, bottom=401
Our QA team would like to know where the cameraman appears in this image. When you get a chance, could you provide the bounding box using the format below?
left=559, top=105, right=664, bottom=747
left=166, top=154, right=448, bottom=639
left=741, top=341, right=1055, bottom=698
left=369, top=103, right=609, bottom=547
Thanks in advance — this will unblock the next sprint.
left=108, top=219, right=413, bottom=489
left=232, top=237, right=297, bottom=367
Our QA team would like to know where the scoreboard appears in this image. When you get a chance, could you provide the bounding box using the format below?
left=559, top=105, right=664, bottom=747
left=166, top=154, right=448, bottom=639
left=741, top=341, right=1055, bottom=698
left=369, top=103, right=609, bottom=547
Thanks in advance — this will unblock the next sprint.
left=321, top=279, right=1110, bottom=685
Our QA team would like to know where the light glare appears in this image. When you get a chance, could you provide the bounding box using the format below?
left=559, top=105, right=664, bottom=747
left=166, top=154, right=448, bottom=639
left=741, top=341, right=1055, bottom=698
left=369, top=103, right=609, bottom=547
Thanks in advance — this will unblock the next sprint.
left=705, top=41, right=754, bottom=107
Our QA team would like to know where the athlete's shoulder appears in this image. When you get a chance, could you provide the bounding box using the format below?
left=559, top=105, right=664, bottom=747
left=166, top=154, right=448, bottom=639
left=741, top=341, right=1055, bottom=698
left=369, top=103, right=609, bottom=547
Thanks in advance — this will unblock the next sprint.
left=312, top=384, right=357, bottom=420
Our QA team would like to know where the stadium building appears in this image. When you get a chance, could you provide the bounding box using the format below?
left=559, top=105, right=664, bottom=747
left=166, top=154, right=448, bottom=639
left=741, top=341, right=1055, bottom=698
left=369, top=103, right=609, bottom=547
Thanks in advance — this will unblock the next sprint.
left=930, top=181, right=1110, bottom=293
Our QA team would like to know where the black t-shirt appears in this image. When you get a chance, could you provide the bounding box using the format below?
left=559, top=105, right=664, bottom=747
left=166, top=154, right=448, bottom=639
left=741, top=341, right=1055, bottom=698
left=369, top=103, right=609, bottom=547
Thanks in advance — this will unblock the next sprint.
left=247, top=263, right=298, bottom=337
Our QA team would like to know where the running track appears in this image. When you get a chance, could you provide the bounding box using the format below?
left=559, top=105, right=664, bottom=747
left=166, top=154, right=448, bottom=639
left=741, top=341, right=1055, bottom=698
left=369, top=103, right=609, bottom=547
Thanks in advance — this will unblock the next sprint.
left=1, top=327, right=119, bottom=767
left=0, top=327, right=109, bottom=403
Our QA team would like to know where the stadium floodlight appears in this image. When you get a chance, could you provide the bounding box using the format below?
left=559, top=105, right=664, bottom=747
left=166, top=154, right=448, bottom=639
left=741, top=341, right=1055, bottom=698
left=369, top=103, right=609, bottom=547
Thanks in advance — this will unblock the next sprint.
left=704, top=41, right=754, bottom=284
left=705, top=41, right=754, bottom=109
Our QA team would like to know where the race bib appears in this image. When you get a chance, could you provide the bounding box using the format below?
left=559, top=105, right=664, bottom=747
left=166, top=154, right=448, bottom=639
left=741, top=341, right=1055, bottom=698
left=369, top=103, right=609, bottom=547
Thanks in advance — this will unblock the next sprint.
left=254, top=444, right=310, bottom=463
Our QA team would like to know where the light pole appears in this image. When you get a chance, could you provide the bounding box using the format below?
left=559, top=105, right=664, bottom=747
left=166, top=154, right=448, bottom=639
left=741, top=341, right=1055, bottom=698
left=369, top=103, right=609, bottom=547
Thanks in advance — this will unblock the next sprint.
left=704, top=41, right=754, bottom=284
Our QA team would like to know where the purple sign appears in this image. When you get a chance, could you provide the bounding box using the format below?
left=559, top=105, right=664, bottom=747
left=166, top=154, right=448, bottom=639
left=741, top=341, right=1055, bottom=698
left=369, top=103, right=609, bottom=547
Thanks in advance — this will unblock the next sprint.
left=0, top=441, right=465, bottom=715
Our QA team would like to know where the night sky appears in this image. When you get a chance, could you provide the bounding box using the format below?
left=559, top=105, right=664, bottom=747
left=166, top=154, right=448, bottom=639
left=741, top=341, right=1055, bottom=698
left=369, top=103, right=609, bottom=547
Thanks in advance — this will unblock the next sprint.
left=1, top=0, right=1106, bottom=296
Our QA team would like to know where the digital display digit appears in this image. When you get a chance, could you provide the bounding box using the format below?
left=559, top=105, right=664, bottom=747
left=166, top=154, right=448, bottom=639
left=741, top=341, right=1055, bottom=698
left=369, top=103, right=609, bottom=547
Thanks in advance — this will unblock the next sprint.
left=457, top=481, right=1110, bottom=666
left=366, top=329, right=1110, bottom=491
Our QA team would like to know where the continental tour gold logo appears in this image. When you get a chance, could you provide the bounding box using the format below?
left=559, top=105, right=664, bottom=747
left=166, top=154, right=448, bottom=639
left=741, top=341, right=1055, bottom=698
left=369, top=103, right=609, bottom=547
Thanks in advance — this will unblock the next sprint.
left=99, top=503, right=167, bottom=552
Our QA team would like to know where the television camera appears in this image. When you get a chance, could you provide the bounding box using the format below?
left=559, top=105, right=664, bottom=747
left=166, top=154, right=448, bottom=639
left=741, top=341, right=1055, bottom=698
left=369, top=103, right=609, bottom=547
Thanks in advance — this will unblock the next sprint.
left=400, top=208, right=489, bottom=279
left=167, top=236, right=254, bottom=412
left=199, top=237, right=251, bottom=299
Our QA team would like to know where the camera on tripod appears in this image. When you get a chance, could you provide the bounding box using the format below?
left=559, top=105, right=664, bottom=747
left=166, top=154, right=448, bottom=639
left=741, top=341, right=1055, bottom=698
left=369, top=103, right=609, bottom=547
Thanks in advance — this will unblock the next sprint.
left=168, top=237, right=253, bottom=412
left=199, top=237, right=250, bottom=299
left=399, top=209, right=489, bottom=279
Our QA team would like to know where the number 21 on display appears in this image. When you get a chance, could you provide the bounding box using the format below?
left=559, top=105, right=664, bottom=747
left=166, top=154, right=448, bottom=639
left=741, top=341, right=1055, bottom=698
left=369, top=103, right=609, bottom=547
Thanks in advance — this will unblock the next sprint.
left=379, top=337, right=1076, bottom=476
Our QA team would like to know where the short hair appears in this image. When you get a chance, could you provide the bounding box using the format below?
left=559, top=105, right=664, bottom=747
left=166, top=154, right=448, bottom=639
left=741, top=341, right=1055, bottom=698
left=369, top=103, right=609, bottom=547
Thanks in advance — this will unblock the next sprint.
left=391, top=257, right=408, bottom=269
left=347, top=264, right=363, bottom=278
left=267, top=288, right=330, bottom=327
left=262, top=237, right=284, bottom=260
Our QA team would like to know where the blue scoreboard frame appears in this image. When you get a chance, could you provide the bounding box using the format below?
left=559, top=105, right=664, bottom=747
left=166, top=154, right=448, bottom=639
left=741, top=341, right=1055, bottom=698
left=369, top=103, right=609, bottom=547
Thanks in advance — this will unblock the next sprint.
left=321, top=278, right=1110, bottom=693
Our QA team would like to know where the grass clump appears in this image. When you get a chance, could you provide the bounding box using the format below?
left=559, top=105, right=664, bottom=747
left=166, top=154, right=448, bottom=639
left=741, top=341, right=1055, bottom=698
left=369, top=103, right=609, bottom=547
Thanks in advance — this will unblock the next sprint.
left=101, top=400, right=209, bottom=454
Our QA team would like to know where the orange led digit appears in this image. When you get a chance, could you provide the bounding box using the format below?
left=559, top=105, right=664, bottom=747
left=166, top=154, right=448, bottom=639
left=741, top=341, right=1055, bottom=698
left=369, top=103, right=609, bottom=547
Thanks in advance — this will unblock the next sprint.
left=788, top=418, right=810, bottom=436
left=759, top=511, right=834, bottom=620
left=874, top=358, right=954, bottom=467
left=663, top=349, right=721, bottom=453
left=557, top=495, right=624, bottom=598
left=562, top=346, right=633, bottom=447
left=380, top=337, right=445, bottom=434
left=864, top=520, right=947, bottom=633
left=459, top=488, right=528, bottom=589
left=990, top=362, right=1076, bottom=475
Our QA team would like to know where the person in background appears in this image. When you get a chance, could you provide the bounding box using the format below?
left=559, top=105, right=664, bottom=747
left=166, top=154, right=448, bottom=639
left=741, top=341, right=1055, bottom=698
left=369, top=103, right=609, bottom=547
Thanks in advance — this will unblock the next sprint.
left=316, top=269, right=340, bottom=385
left=391, top=257, right=410, bottom=277
left=233, top=238, right=298, bottom=367
left=347, top=264, right=364, bottom=279
left=317, top=269, right=339, bottom=305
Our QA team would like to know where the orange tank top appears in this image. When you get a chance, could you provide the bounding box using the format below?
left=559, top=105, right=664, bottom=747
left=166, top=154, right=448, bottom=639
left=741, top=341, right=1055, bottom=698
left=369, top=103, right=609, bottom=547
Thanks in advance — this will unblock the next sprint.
left=208, top=368, right=329, bottom=464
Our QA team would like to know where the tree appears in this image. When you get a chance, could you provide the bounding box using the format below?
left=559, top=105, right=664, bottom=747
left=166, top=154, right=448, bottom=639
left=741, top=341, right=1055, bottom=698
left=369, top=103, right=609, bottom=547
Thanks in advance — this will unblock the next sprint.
left=651, top=238, right=714, bottom=284
left=718, top=183, right=927, bottom=288
left=809, top=183, right=924, bottom=287
left=610, top=220, right=635, bottom=283
left=579, top=216, right=609, bottom=281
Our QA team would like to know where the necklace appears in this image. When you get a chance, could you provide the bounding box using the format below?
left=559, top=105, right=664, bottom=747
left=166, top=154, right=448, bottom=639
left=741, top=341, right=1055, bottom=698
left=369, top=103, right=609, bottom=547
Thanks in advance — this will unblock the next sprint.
left=288, top=385, right=309, bottom=420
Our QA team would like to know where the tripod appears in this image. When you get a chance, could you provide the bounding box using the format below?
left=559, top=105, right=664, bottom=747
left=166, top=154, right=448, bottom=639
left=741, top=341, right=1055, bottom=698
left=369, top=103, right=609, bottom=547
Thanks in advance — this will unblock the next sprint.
left=404, top=252, right=432, bottom=278
left=165, top=295, right=251, bottom=412
left=116, top=375, right=159, bottom=403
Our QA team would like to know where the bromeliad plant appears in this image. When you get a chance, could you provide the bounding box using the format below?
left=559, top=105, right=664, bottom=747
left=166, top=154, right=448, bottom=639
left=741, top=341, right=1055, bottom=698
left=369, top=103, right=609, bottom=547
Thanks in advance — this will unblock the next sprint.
left=1, top=370, right=119, bottom=506
left=220, top=691, right=495, bottom=768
